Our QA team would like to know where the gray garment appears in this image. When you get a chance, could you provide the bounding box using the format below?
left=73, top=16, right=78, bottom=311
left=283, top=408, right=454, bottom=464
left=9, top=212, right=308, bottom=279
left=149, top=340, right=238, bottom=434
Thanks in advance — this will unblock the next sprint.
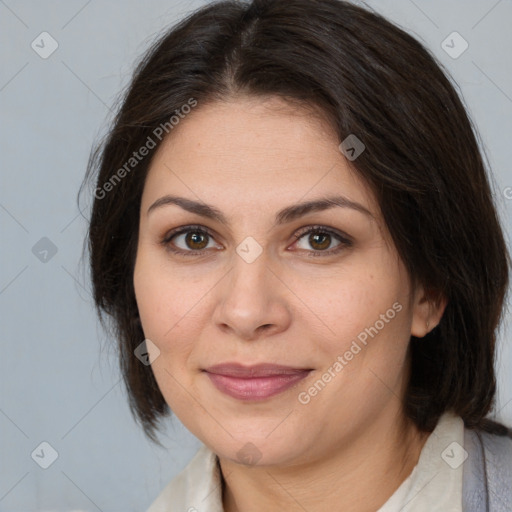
left=462, top=428, right=512, bottom=511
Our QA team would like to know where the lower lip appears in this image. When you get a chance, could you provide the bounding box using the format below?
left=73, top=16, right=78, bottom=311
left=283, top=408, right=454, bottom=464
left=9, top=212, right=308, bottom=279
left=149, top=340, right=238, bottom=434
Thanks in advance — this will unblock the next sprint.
left=205, top=371, right=311, bottom=401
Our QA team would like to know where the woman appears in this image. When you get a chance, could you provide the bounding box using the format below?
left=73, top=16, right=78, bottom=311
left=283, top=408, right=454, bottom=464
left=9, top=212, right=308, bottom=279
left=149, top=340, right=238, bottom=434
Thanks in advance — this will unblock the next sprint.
left=83, top=0, right=512, bottom=510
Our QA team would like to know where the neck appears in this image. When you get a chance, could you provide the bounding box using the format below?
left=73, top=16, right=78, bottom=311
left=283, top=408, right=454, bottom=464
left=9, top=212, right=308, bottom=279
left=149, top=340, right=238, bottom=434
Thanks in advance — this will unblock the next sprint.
left=219, top=411, right=430, bottom=512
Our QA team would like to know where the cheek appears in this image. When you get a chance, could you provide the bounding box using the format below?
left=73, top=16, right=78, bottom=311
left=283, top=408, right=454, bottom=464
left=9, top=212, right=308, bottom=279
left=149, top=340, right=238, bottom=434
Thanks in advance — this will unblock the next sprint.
left=289, top=265, right=413, bottom=405
left=133, top=266, right=169, bottom=342
left=133, top=245, right=178, bottom=315
left=133, top=252, right=200, bottom=353
left=133, top=255, right=206, bottom=412
left=298, top=279, right=411, bottom=416
left=292, top=263, right=407, bottom=344
left=133, top=248, right=231, bottom=387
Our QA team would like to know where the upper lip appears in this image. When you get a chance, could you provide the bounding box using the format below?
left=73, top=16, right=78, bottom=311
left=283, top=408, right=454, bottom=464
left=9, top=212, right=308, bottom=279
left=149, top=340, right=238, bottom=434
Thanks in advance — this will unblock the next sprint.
left=204, top=363, right=311, bottom=378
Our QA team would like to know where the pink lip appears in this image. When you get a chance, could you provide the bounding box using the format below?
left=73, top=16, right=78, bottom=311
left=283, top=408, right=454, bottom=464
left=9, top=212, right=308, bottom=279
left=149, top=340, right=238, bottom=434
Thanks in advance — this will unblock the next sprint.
left=203, top=363, right=312, bottom=401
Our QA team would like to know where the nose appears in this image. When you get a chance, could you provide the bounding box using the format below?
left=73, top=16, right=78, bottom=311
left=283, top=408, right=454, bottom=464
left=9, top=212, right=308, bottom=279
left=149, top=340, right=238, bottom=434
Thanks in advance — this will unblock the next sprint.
left=211, top=251, right=292, bottom=341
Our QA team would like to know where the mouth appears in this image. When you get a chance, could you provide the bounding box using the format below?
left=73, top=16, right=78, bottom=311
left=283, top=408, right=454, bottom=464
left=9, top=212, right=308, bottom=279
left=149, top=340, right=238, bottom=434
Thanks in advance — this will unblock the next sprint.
left=203, top=363, right=313, bottom=401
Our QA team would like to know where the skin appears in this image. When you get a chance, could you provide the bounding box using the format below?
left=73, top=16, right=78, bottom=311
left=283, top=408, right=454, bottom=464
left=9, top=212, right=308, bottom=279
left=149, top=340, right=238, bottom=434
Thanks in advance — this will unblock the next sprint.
left=133, top=95, right=446, bottom=512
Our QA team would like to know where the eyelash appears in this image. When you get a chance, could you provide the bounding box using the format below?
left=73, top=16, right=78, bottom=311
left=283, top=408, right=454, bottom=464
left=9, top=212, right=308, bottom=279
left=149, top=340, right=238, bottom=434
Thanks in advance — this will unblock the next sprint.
left=160, top=224, right=353, bottom=258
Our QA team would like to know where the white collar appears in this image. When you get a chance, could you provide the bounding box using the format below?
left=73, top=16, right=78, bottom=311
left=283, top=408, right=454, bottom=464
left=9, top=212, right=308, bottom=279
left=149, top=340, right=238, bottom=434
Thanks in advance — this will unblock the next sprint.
left=377, top=411, right=464, bottom=511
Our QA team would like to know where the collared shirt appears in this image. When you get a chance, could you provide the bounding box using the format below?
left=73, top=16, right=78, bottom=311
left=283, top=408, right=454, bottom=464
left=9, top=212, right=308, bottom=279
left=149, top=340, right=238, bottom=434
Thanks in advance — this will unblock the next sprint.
left=146, top=411, right=464, bottom=512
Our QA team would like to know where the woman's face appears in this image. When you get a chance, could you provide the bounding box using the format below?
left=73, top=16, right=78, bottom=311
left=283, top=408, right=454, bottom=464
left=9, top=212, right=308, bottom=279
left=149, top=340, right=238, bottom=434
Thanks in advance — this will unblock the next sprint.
left=134, top=96, right=431, bottom=466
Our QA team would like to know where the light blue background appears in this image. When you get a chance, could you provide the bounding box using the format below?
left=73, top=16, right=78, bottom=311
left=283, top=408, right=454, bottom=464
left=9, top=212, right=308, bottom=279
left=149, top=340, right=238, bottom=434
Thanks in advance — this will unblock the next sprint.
left=1, top=1, right=511, bottom=510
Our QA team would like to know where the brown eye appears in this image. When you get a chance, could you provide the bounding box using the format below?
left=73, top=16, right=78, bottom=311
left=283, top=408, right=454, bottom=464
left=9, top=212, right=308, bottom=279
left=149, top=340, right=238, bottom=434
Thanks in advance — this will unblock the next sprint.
left=308, top=232, right=331, bottom=251
left=292, top=226, right=352, bottom=256
left=185, top=231, right=209, bottom=250
left=161, top=226, right=221, bottom=255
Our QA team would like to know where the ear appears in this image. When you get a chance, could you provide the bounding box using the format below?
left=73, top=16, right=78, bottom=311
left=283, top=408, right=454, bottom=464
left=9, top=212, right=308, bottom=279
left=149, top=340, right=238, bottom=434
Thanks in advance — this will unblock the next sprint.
left=410, top=284, right=447, bottom=338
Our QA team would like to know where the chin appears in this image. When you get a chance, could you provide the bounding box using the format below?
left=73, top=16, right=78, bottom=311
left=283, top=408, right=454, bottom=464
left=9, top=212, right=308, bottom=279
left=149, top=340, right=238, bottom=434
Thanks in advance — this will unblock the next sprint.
left=203, top=426, right=313, bottom=468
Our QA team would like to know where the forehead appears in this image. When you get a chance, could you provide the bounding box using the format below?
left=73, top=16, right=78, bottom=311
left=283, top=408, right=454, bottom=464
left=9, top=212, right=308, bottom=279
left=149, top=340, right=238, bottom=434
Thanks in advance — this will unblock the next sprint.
left=142, top=96, right=378, bottom=216
left=156, top=95, right=337, bottom=165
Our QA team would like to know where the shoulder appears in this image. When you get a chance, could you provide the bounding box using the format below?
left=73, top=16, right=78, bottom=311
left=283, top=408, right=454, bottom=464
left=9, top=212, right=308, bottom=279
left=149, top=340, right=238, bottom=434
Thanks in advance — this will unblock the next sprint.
left=463, top=425, right=512, bottom=512
left=464, top=421, right=512, bottom=468
left=145, top=444, right=223, bottom=512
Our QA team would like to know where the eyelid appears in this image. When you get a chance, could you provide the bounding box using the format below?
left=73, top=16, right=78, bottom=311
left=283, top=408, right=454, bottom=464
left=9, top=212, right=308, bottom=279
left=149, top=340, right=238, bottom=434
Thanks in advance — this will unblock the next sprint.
left=161, top=224, right=215, bottom=244
left=292, top=225, right=352, bottom=244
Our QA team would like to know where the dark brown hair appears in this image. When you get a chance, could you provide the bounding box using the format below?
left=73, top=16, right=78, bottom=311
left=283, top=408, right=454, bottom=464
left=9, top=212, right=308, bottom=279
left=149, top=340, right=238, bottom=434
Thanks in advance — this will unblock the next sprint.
left=82, top=0, right=511, bottom=443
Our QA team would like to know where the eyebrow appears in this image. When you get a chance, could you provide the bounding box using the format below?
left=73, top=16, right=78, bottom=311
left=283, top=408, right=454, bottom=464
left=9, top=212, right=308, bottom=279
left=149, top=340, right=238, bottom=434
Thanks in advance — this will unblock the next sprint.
left=146, top=194, right=374, bottom=226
